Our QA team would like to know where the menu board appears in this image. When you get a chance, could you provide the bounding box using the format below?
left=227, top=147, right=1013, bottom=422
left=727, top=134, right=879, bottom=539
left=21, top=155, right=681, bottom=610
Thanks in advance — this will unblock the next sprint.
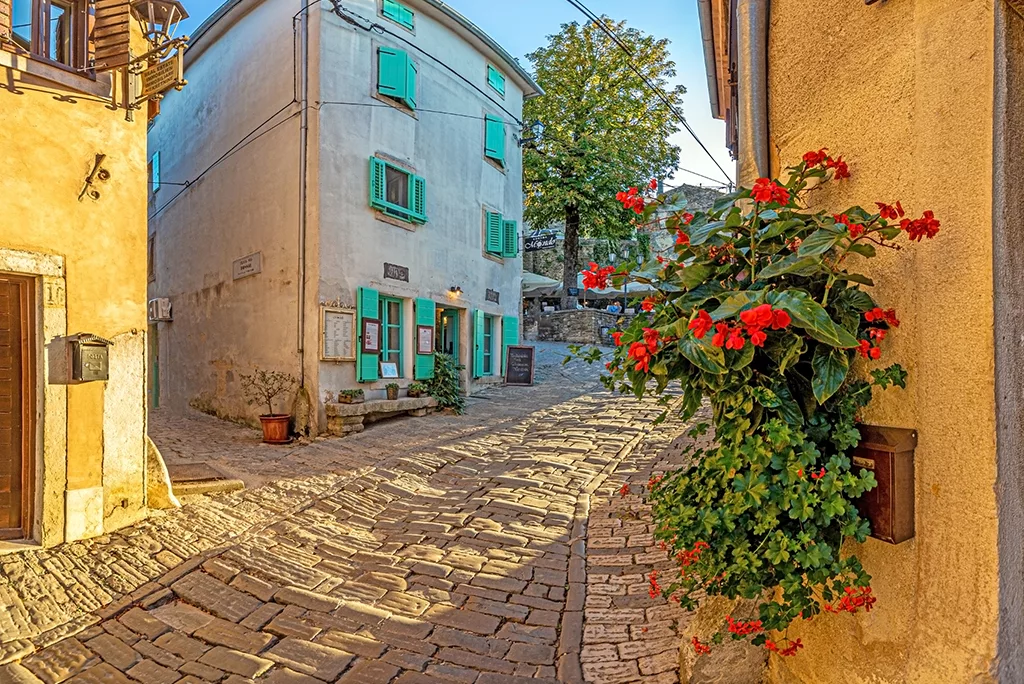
left=321, top=307, right=356, bottom=361
left=504, top=346, right=536, bottom=386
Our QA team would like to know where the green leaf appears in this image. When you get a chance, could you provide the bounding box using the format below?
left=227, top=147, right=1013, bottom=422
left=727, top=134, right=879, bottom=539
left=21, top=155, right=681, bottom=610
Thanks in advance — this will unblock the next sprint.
left=767, top=290, right=860, bottom=349
left=759, top=219, right=804, bottom=240
left=730, top=342, right=756, bottom=371
left=847, top=243, right=876, bottom=258
left=678, top=334, right=727, bottom=374
left=758, top=209, right=779, bottom=221
left=798, top=229, right=844, bottom=257
left=811, top=346, right=850, bottom=403
left=757, top=254, right=822, bottom=280
left=713, top=191, right=743, bottom=213
left=836, top=272, right=875, bottom=286
left=677, top=264, right=714, bottom=290
left=838, top=288, right=874, bottom=313
left=688, top=220, right=726, bottom=246
left=771, top=382, right=805, bottom=426
left=710, top=291, right=765, bottom=320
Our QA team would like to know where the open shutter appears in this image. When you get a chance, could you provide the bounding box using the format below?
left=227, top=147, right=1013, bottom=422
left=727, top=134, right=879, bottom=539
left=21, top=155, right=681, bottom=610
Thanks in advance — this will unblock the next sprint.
left=410, top=175, right=427, bottom=223
left=485, top=212, right=503, bottom=254
left=484, top=115, right=505, bottom=165
left=369, top=157, right=387, bottom=210
left=487, top=66, right=506, bottom=97
left=357, top=287, right=380, bottom=383
left=502, top=220, right=518, bottom=258
left=150, top=152, right=161, bottom=194
left=414, top=298, right=436, bottom=380
left=383, top=0, right=414, bottom=29
left=473, top=310, right=485, bottom=379
left=404, top=60, right=418, bottom=110
left=378, top=47, right=409, bottom=101
left=501, top=315, right=520, bottom=376
left=93, top=0, right=132, bottom=71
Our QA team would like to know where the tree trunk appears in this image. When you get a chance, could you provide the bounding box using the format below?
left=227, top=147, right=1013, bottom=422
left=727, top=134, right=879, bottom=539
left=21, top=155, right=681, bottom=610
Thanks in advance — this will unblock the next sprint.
left=561, top=204, right=581, bottom=310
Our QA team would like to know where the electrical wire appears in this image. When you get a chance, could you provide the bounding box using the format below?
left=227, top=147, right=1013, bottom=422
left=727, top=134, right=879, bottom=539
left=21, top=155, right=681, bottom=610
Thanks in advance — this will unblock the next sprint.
left=314, top=100, right=521, bottom=128
left=562, top=0, right=734, bottom=188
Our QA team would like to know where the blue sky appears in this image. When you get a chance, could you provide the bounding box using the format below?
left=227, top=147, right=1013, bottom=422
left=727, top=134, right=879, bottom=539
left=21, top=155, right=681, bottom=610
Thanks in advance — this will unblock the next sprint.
left=177, top=0, right=734, bottom=188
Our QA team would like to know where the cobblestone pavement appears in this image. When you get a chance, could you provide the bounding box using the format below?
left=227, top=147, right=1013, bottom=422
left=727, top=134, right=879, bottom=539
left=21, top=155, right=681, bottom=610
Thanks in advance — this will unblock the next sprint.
left=0, top=343, right=701, bottom=683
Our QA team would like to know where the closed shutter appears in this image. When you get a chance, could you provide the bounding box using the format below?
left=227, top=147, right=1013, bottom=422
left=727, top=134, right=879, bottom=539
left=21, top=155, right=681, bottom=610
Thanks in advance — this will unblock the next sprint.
left=414, top=298, right=436, bottom=380
left=410, top=175, right=427, bottom=223
left=485, top=212, right=503, bottom=254
left=502, top=220, right=518, bottom=258
left=404, top=60, right=418, bottom=111
left=150, top=152, right=160, bottom=194
left=487, top=65, right=506, bottom=96
left=369, top=157, right=387, bottom=210
left=473, top=310, right=485, bottom=379
left=93, top=0, right=132, bottom=70
left=378, top=47, right=409, bottom=101
left=501, top=315, right=520, bottom=376
left=484, top=115, right=505, bottom=165
left=357, top=287, right=380, bottom=383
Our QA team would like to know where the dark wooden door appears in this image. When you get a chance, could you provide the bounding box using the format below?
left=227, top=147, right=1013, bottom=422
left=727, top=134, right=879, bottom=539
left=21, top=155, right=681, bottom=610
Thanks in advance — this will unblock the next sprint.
left=0, top=277, right=30, bottom=540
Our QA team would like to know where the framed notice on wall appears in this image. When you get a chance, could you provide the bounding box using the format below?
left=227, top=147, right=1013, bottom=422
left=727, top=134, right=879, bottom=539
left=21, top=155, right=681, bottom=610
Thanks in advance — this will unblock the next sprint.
left=417, top=325, right=435, bottom=355
left=361, top=318, right=382, bottom=354
left=320, top=307, right=356, bottom=361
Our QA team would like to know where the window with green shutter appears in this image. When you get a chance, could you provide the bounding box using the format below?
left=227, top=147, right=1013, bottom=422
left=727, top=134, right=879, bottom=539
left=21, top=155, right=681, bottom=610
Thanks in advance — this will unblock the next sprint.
left=357, top=287, right=380, bottom=383
left=501, top=315, right=519, bottom=376
left=369, top=157, right=428, bottom=224
left=487, top=65, right=505, bottom=97
left=473, top=310, right=485, bottom=379
left=377, top=46, right=417, bottom=110
left=502, top=219, right=518, bottom=258
left=414, top=298, right=436, bottom=380
left=485, top=211, right=503, bottom=255
left=484, top=115, right=505, bottom=166
left=379, top=296, right=404, bottom=376
left=381, top=0, right=414, bottom=30
left=482, top=315, right=495, bottom=375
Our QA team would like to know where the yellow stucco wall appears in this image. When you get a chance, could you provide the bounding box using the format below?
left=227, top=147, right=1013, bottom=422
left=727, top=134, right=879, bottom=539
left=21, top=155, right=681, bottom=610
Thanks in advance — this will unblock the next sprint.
left=0, top=52, right=150, bottom=544
left=765, top=1, right=998, bottom=682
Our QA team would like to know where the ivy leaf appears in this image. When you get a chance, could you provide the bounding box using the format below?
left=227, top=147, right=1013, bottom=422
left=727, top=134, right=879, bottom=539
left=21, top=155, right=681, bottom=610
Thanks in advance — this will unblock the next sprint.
left=811, top=346, right=850, bottom=403
left=797, top=229, right=844, bottom=256
left=756, top=254, right=822, bottom=280
left=768, top=290, right=860, bottom=349
left=678, top=334, right=727, bottom=374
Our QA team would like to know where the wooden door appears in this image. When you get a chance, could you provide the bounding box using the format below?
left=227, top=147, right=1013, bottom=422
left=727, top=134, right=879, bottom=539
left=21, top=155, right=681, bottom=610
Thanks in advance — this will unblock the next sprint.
left=0, top=276, right=31, bottom=540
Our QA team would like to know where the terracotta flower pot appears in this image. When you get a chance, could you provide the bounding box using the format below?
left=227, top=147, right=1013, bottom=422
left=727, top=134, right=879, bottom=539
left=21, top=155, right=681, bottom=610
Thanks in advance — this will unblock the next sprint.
left=386, top=386, right=399, bottom=400
left=259, top=415, right=291, bottom=444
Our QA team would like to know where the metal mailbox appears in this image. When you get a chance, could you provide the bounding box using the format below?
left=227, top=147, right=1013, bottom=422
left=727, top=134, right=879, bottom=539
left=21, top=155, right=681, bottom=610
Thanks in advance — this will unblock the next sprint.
left=69, top=334, right=113, bottom=383
left=852, top=425, right=917, bottom=545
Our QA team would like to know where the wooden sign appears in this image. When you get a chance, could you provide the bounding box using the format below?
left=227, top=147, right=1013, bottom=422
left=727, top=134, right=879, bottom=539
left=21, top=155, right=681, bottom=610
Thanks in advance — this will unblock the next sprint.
left=504, top=345, right=536, bottom=386
left=140, top=52, right=185, bottom=98
left=321, top=307, right=356, bottom=361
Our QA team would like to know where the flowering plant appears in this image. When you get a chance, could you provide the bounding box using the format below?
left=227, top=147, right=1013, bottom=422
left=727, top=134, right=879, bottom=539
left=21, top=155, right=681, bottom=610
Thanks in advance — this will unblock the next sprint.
left=577, top=151, right=939, bottom=655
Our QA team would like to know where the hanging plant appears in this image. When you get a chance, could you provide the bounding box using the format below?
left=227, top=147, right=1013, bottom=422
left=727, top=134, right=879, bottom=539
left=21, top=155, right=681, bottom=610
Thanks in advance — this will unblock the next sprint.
left=574, top=153, right=940, bottom=655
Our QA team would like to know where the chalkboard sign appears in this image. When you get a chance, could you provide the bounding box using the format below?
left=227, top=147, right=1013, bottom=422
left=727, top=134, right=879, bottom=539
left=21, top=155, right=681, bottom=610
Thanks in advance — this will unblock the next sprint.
left=504, top=345, right=536, bottom=386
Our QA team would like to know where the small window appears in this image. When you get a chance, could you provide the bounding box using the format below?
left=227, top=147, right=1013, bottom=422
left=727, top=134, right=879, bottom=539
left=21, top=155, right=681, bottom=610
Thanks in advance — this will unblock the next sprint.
left=148, top=152, right=161, bottom=197
left=11, top=0, right=89, bottom=70
left=487, top=65, right=506, bottom=97
left=377, top=46, right=417, bottom=111
left=484, top=211, right=518, bottom=259
left=379, top=296, right=404, bottom=375
left=484, top=115, right=505, bottom=166
left=381, top=0, right=414, bottom=31
left=370, top=157, right=427, bottom=224
left=483, top=315, right=494, bottom=375
left=147, top=235, right=156, bottom=282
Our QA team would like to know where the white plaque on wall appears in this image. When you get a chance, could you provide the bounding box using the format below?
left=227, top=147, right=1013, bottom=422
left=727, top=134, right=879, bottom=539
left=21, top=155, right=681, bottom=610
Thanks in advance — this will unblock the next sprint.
left=233, top=252, right=263, bottom=280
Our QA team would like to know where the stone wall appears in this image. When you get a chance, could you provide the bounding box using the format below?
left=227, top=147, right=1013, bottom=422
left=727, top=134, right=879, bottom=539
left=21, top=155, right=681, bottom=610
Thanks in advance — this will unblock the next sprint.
left=537, top=310, right=631, bottom=346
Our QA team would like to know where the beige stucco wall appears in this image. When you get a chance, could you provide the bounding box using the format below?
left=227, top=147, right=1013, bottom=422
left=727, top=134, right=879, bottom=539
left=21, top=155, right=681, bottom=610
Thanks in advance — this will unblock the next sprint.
left=0, top=52, right=150, bottom=544
left=764, top=1, right=998, bottom=682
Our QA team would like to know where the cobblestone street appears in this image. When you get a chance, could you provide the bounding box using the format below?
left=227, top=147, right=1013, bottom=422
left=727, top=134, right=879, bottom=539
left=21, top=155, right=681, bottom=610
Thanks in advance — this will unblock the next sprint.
left=0, top=344, right=698, bottom=683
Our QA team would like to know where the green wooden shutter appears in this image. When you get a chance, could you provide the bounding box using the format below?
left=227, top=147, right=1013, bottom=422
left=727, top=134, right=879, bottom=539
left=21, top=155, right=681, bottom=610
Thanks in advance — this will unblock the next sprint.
left=378, top=47, right=408, bottom=101
left=487, top=65, right=506, bottom=96
left=410, top=175, right=427, bottom=223
left=473, top=310, right=485, bottom=379
left=502, top=219, right=518, bottom=258
left=484, top=115, right=505, bottom=165
left=383, top=0, right=414, bottom=29
left=150, top=152, right=160, bottom=193
left=485, top=212, right=503, bottom=254
left=404, top=60, right=418, bottom=111
left=369, top=157, right=387, bottom=210
left=357, top=287, right=380, bottom=383
left=501, top=315, right=520, bottom=376
left=414, top=298, right=436, bottom=380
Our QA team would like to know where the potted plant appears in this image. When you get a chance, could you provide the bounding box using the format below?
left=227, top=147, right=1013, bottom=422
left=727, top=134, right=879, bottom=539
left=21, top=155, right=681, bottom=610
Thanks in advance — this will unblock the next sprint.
left=424, top=353, right=466, bottom=414
left=407, top=382, right=428, bottom=398
left=385, top=382, right=400, bottom=401
left=337, top=389, right=365, bottom=404
left=575, top=150, right=941, bottom=658
left=240, top=367, right=298, bottom=444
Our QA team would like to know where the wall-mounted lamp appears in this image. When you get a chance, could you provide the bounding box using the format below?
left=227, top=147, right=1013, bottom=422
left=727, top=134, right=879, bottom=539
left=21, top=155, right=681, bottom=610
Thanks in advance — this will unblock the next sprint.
left=131, top=0, right=189, bottom=49
left=448, top=286, right=463, bottom=299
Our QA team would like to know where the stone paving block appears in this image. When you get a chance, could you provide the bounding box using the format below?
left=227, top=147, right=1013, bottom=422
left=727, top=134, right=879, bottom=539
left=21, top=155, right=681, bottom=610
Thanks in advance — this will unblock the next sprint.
left=422, top=605, right=500, bottom=636
left=85, top=634, right=139, bottom=671
left=272, top=587, right=342, bottom=613
left=581, top=660, right=642, bottom=684
left=264, top=638, right=353, bottom=681
left=229, top=573, right=277, bottom=602
left=132, top=640, right=185, bottom=670
left=65, top=663, right=131, bottom=684
left=464, top=597, right=529, bottom=621
left=427, top=626, right=509, bottom=658
left=171, top=572, right=262, bottom=623
left=22, top=638, right=95, bottom=684
left=435, top=647, right=516, bottom=675
left=118, top=609, right=171, bottom=640
left=260, top=667, right=323, bottom=684
left=179, top=660, right=225, bottom=681
left=424, top=662, right=479, bottom=683
left=147, top=602, right=215, bottom=636
left=381, top=649, right=431, bottom=671
left=316, top=631, right=386, bottom=659
left=193, top=618, right=274, bottom=652
left=125, top=659, right=180, bottom=684
left=238, top=602, right=284, bottom=631
left=507, top=642, right=556, bottom=665
left=198, top=646, right=274, bottom=678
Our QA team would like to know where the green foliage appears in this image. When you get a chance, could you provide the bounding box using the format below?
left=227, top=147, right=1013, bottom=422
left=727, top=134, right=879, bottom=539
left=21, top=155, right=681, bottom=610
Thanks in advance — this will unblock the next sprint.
left=425, top=353, right=466, bottom=414
left=585, top=153, right=939, bottom=654
left=240, top=367, right=297, bottom=417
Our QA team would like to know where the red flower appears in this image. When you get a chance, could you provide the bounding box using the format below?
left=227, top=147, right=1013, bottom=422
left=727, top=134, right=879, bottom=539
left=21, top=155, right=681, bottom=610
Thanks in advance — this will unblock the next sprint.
left=726, top=328, right=746, bottom=350
left=869, top=328, right=887, bottom=341
left=656, top=255, right=666, bottom=264
left=787, top=237, right=802, bottom=252
left=752, top=178, right=791, bottom=205
left=900, top=210, right=941, bottom=241
left=689, top=310, right=714, bottom=339
left=827, top=156, right=851, bottom=180
left=648, top=570, right=661, bottom=599
left=771, top=309, right=792, bottom=330
left=616, top=187, right=646, bottom=214
left=779, top=639, right=804, bottom=657
left=834, top=213, right=863, bottom=239
left=811, top=467, right=826, bottom=480
left=676, top=230, right=690, bottom=246
left=642, top=327, right=661, bottom=355
left=876, top=201, right=906, bottom=221
left=865, top=307, right=899, bottom=327
left=740, top=304, right=774, bottom=328
left=857, top=340, right=871, bottom=359
left=619, top=482, right=630, bottom=498
left=692, top=636, right=712, bottom=656
left=641, top=298, right=656, bottom=313
left=870, top=347, right=881, bottom=360
left=581, top=262, right=616, bottom=290
left=803, top=148, right=828, bottom=167
left=682, top=212, right=694, bottom=225
left=628, top=342, right=653, bottom=373
left=612, top=331, right=624, bottom=346
left=726, top=615, right=764, bottom=636
left=711, top=322, right=730, bottom=348
left=649, top=178, right=658, bottom=190
left=749, top=328, right=767, bottom=347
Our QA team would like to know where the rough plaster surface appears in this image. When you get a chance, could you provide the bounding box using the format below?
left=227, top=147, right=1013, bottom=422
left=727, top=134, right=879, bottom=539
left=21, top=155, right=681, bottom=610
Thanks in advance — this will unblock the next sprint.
left=764, top=1, right=999, bottom=682
left=102, top=331, right=149, bottom=532
left=681, top=596, right=767, bottom=684
left=145, top=436, right=180, bottom=510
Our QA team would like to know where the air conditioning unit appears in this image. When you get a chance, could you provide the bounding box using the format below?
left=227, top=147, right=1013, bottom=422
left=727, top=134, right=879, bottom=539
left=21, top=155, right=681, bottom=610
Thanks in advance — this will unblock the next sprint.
left=148, top=298, right=172, bottom=322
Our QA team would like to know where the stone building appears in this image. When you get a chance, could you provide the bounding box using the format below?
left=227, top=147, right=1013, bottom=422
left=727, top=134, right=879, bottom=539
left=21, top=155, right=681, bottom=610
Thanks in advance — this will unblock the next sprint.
left=700, top=0, right=1024, bottom=681
left=0, top=2, right=155, bottom=546
left=147, top=0, right=541, bottom=434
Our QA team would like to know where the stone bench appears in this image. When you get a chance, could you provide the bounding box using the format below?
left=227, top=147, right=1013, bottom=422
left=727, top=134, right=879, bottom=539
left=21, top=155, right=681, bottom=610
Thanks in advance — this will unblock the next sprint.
left=325, top=396, right=439, bottom=437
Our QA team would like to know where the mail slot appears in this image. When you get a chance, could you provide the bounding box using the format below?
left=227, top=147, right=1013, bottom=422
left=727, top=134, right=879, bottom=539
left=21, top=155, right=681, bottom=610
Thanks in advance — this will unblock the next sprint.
left=69, top=334, right=112, bottom=383
left=852, top=425, right=917, bottom=544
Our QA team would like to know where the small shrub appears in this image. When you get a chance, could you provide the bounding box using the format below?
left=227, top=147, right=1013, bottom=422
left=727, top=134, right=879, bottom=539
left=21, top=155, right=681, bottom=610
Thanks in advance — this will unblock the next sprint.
left=240, top=367, right=297, bottom=416
left=425, top=353, right=466, bottom=414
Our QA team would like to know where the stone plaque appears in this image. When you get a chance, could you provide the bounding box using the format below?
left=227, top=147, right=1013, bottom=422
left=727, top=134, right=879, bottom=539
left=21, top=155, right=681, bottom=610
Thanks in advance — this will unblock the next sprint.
left=384, top=263, right=410, bottom=282
left=486, top=289, right=500, bottom=304
left=233, top=252, right=262, bottom=280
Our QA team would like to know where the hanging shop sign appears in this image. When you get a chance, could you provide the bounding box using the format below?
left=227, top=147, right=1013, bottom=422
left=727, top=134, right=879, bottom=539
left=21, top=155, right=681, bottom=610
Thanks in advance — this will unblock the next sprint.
left=524, top=234, right=558, bottom=252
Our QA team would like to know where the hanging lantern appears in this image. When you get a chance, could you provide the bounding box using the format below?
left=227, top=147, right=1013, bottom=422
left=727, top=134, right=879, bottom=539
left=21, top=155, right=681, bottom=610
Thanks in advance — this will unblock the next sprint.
left=130, top=0, right=189, bottom=49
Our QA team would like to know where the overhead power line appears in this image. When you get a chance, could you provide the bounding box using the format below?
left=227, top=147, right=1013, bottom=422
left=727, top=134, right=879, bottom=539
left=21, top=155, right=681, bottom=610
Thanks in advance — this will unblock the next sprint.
left=562, top=0, right=734, bottom=189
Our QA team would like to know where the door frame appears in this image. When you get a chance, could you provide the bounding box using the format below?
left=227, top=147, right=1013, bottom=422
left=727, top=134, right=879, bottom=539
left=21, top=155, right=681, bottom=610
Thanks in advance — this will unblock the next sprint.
left=0, top=274, right=35, bottom=541
left=437, top=308, right=460, bottom=365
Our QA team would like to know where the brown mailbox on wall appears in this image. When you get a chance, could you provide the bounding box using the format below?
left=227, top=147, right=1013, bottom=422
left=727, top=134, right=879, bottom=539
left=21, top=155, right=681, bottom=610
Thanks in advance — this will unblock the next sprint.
left=852, top=425, right=917, bottom=544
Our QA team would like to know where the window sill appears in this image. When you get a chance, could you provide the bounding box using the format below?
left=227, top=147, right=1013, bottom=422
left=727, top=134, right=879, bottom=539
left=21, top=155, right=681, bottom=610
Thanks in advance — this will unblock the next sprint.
left=484, top=156, right=508, bottom=175
left=483, top=252, right=506, bottom=264
left=372, top=91, right=418, bottom=119
left=374, top=210, right=423, bottom=232
left=0, top=47, right=112, bottom=99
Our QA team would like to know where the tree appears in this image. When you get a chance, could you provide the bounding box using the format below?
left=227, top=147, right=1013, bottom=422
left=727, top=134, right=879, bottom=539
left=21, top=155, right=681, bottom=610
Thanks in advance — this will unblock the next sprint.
left=524, top=19, right=684, bottom=308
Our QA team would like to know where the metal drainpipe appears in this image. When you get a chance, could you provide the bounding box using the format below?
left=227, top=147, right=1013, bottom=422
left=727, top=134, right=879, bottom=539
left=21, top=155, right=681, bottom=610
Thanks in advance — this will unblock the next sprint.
left=735, top=0, right=770, bottom=185
left=696, top=0, right=721, bottom=119
left=297, top=0, right=310, bottom=384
